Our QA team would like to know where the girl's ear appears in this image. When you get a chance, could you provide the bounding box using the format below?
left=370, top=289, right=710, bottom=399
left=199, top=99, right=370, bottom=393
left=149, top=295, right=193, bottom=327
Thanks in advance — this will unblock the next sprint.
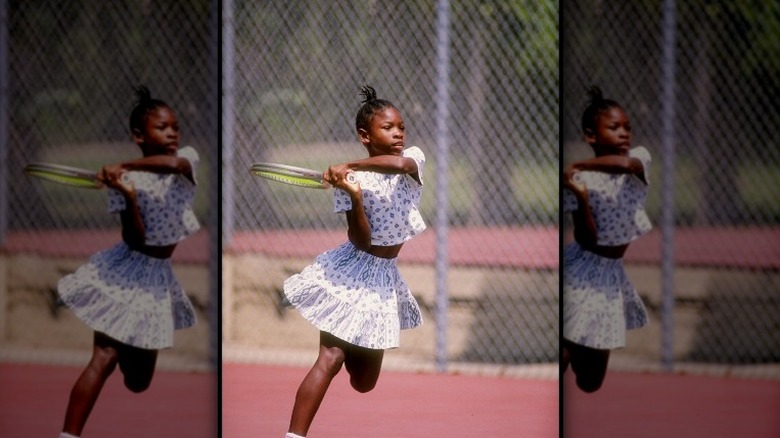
left=131, top=128, right=144, bottom=145
left=583, top=128, right=596, bottom=145
left=357, top=128, right=370, bottom=146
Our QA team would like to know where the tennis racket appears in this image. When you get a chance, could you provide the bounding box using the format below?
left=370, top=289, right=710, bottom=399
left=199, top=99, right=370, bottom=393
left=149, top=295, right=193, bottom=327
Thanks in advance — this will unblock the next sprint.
left=249, top=162, right=355, bottom=189
left=24, top=162, right=102, bottom=189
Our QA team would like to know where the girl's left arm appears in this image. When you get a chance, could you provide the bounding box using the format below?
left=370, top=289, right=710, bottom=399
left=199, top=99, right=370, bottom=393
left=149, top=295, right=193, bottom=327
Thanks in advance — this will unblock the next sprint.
left=571, top=155, right=647, bottom=184
left=103, top=154, right=195, bottom=184
left=327, top=154, right=420, bottom=184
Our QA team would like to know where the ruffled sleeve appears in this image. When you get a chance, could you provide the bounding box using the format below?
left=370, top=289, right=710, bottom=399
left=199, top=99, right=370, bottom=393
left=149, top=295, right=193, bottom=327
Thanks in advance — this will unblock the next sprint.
left=333, top=184, right=352, bottom=214
left=107, top=188, right=125, bottom=213
left=630, top=146, right=651, bottom=184
left=563, top=189, right=578, bottom=212
left=177, top=145, right=200, bottom=185
left=403, top=146, right=425, bottom=185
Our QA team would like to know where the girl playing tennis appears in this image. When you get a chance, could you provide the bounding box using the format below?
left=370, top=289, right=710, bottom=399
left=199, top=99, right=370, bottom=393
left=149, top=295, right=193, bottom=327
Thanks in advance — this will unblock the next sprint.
left=281, top=85, right=426, bottom=438
left=57, top=86, right=200, bottom=437
left=562, top=86, right=652, bottom=393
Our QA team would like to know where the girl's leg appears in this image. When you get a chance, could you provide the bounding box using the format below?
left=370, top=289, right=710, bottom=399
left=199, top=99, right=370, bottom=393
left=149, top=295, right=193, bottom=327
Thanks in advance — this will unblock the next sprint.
left=62, top=332, right=120, bottom=435
left=344, top=342, right=384, bottom=393
left=288, top=331, right=347, bottom=436
left=564, top=339, right=610, bottom=393
left=117, top=343, right=158, bottom=393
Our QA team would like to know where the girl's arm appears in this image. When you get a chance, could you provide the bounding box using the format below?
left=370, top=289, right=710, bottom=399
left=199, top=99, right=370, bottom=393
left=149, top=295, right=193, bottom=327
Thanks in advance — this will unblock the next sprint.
left=563, top=166, right=598, bottom=248
left=570, top=155, right=647, bottom=184
left=344, top=199, right=372, bottom=251
left=326, top=174, right=372, bottom=251
left=327, top=155, right=420, bottom=184
left=119, top=191, right=146, bottom=249
left=102, top=155, right=195, bottom=184
left=101, top=172, right=146, bottom=248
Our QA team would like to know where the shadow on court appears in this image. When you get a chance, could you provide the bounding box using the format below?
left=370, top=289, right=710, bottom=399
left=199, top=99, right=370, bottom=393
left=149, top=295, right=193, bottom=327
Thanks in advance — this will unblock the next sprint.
left=222, top=363, right=558, bottom=437
left=0, top=363, right=216, bottom=437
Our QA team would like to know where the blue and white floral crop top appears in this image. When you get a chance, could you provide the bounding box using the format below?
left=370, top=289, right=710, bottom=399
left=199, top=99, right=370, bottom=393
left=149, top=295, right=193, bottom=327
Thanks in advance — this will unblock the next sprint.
left=563, top=146, right=652, bottom=246
left=333, top=146, right=427, bottom=246
left=108, top=146, right=201, bottom=246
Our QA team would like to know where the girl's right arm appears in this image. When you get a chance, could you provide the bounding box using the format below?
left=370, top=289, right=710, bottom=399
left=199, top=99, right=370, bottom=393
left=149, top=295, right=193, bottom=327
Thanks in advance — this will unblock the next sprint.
left=563, top=165, right=597, bottom=249
left=331, top=177, right=372, bottom=251
left=119, top=191, right=146, bottom=249
left=100, top=170, right=146, bottom=248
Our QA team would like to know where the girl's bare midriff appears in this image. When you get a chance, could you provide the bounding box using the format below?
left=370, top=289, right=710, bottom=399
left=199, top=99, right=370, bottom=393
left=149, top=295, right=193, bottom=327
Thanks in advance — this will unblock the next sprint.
left=367, top=243, right=404, bottom=259
left=130, top=242, right=177, bottom=259
left=585, top=243, right=629, bottom=259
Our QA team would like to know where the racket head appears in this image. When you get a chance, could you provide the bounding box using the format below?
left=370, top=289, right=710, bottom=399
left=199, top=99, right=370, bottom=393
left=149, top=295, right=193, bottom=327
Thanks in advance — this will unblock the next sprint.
left=249, top=162, right=357, bottom=189
left=249, top=162, right=327, bottom=189
left=24, top=162, right=101, bottom=189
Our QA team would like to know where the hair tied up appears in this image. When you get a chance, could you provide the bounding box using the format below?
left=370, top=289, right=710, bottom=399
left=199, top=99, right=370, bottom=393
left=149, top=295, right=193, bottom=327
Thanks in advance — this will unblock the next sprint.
left=133, top=85, right=153, bottom=105
left=585, top=85, right=605, bottom=106
left=359, top=85, right=377, bottom=104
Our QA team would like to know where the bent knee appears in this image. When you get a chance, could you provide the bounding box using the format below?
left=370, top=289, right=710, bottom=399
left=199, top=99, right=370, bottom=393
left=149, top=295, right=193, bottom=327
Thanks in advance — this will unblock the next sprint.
left=124, top=375, right=153, bottom=393
left=576, top=376, right=605, bottom=393
left=89, top=349, right=119, bottom=376
left=316, top=347, right=346, bottom=375
left=350, top=378, right=377, bottom=393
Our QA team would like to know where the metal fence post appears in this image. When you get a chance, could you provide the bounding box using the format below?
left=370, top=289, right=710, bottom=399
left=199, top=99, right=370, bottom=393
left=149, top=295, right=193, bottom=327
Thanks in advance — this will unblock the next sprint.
left=660, top=0, right=677, bottom=373
left=434, top=0, right=451, bottom=373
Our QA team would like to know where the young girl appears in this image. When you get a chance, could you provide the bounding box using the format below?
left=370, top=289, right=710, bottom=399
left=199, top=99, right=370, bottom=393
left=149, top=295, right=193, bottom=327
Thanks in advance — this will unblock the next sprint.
left=56, top=86, right=200, bottom=437
left=561, top=86, right=652, bottom=393
left=281, top=85, right=425, bottom=437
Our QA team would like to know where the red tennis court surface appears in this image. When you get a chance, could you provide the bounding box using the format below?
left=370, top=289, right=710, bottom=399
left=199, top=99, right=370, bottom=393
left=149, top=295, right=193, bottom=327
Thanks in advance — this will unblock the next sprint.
left=563, top=371, right=780, bottom=438
left=222, top=363, right=558, bottom=437
left=0, top=363, right=216, bottom=437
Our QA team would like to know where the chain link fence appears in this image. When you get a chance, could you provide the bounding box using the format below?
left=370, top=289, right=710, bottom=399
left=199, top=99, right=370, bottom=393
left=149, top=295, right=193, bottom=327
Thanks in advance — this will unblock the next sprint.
left=1, top=1, right=219, bottom=369
left=563, top=0, right=780, bottom=378
left=222, top=0, right=559, bottom=375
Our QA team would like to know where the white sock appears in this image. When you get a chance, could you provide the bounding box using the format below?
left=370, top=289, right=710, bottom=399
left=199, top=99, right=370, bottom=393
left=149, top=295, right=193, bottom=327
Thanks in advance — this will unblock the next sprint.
left=59, top=433, right=79, bottom=438
left=285, top=433, right=305, bottom=438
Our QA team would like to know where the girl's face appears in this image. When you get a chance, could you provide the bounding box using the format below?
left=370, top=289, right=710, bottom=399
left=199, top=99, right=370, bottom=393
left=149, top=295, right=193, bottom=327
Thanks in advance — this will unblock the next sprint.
left=585, top=106, right=631, bottom=156
left=358, top=107, right=405, bottom=157
left=132, top=107, right=180, bottom=156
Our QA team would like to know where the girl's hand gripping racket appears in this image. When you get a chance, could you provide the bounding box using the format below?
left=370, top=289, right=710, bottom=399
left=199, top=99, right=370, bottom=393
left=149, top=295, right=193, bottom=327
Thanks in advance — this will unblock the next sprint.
left=24, top=162, right=103, bottom=189
left=250, top=162, right=355, bottom=189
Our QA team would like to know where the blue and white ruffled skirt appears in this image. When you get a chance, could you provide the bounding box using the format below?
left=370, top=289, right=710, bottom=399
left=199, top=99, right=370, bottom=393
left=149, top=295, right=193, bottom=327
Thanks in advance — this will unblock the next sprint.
left=563, top=242, right=648, bottom=349
left=283, top=242, right=423, bottom=350
left=57, top=242, right=197, bottom=349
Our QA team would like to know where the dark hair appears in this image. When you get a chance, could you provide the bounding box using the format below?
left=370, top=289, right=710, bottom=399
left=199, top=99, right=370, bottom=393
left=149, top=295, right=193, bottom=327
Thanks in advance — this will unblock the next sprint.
left=129, top=85, right=170, bottom=133
left=355, top=85, right=397, bottom=131
left=581, top=85, right=623, bottom=133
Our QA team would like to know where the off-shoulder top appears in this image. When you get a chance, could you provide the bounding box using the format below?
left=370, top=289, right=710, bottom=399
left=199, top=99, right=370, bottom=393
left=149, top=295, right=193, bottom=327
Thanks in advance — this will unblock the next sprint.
left=108, top=146, right=200, bottom=246
left=333, top=146, right=427, bottom=246
left=563, top=146, right=652, bottom=246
